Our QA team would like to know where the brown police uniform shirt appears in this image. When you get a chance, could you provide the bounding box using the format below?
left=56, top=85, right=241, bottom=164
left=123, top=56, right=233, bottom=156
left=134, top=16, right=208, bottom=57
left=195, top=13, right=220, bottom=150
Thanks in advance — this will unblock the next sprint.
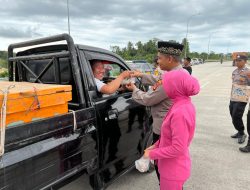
left=232, top=66, right=250, bottom=86
left=231, top=66, right=250, bottom=102
left=132, top=65, right=183, bottom=135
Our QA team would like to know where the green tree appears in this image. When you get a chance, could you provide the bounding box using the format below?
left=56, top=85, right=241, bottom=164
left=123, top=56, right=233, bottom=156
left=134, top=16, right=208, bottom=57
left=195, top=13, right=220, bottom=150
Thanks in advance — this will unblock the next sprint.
left=0, top=51, right=7, bottom=61
left=189, top=52, right=199, bottom=58
left=181, top=38, right=190, bottom=57
left=135, top=41, right=143, bottom=56
left=127, top=42, right=136, bottom=57
left=200, top=52, right=208, bottom=61
left=0, top=70, right=8, bottom=77
left=110, top=46, right=121, bottom=54
left=111, top=39, right=158, bottom=63
left=0, top=51, right=8, bottom=68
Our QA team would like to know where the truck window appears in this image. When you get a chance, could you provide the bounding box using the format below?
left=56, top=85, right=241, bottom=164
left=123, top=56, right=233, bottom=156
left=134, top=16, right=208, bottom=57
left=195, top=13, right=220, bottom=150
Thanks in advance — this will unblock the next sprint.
left=14, top=52, right=80, bottom=108
left=90, top=60, right=131, bottom=98
left=103, top=62, right=124, bottom=79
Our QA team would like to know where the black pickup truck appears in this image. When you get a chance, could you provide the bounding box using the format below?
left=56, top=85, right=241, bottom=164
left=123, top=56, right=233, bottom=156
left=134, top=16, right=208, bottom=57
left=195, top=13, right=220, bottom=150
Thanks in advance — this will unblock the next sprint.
left=0, top=34, right=152, bottom=190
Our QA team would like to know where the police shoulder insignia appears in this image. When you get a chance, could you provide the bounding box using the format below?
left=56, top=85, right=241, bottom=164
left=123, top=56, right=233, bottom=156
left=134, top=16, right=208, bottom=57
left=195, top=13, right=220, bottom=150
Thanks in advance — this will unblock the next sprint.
left=153, top=80, right=163, bottom=91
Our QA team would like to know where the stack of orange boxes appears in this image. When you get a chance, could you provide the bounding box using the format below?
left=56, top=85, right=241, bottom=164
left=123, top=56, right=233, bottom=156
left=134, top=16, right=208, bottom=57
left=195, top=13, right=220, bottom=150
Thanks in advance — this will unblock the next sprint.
left=0, top=81, right=72, bottom=127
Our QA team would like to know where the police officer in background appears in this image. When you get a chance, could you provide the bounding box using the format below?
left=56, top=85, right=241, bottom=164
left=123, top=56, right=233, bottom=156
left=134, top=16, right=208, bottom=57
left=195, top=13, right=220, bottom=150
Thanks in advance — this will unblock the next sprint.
left=183, top=57, right=192, bottom=75
left=220, top=55, right=223, bottom=64
left=240, top=56, right=250, bottom=152
left=230, top=54, right=250, bottom=144
left=126, top=41, right=184, bottom=181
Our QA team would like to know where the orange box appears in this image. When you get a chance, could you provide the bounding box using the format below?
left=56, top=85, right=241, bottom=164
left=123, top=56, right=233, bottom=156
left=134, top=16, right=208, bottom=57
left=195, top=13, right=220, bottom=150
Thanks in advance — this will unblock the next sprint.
left=0, top=81, right=72, bottom=127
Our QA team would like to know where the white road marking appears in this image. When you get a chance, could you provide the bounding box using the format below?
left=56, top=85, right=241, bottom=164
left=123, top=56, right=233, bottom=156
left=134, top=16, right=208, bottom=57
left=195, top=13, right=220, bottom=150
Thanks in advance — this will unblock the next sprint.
left=201, top=82, right=210, bottom=89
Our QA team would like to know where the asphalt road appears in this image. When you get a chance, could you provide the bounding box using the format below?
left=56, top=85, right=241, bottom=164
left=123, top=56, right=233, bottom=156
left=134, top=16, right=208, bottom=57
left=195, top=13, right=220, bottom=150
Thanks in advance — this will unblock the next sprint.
left=64, top=61, right=250, bottom=190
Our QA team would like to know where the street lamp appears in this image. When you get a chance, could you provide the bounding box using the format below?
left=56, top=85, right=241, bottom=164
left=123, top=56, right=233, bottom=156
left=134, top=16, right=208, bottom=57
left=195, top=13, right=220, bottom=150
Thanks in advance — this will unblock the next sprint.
left=207, top=31, right=219, bottom=61
left=184, top=13, right=200, bottom=58
left=67, top=0, right=71, bottom=35
left=207, top=33, right=212, bottom=61
left=226, top=41, right=231, bottom=60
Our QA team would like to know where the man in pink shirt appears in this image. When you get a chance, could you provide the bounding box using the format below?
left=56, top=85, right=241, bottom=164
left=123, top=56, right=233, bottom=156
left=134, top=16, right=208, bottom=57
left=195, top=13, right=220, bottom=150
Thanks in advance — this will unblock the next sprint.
left=144, top=70, right=200, bottom=190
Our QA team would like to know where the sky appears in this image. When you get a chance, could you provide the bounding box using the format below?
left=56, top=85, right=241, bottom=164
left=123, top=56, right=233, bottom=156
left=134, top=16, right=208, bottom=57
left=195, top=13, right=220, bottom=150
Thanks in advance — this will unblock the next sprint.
left=0, top=0, right=249, bottom=53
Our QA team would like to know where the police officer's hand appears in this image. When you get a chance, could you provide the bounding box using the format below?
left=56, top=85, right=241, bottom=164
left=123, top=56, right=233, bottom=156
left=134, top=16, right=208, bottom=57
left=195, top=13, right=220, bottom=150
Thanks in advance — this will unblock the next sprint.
left=120, top=71, right=131, bottom=79
left=130, top=70, right=143, bottom=78
left=125, top=82, right=136, bottom=91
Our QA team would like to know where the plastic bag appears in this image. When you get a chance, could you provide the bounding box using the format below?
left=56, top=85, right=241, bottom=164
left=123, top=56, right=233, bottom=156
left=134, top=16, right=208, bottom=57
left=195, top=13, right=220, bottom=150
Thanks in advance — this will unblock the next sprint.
left=135, top=156, right=150, bottom=173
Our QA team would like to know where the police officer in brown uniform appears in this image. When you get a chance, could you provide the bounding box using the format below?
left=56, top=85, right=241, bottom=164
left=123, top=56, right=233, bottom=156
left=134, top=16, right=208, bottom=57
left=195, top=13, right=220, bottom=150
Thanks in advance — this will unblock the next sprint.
left=230, top=54, right=250, bottom=144
left=126, top=41, right=184, bottom=181
left=239, top=55, right=250, bottom=152
left=183, top=57, right=192, bottom=75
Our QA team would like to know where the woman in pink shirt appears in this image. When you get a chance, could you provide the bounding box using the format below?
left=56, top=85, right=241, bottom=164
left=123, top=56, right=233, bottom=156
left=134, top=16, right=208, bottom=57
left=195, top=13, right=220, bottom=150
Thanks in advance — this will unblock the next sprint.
left=144, top=70, right=200, bottom=190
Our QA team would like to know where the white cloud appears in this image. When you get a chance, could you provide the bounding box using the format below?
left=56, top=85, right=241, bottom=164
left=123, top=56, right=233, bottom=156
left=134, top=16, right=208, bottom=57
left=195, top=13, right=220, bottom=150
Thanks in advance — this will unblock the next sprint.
left=0, top=0, right=249, bottom=53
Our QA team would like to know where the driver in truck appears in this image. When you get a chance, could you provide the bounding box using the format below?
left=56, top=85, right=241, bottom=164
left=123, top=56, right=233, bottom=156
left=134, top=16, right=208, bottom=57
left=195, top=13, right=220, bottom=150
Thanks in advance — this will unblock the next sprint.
left=91, top=60, right=131, bottom=94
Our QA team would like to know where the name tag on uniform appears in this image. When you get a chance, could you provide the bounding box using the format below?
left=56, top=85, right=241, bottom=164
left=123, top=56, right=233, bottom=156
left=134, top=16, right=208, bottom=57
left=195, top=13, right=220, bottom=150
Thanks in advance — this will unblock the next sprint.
left=152, top=80, right=162, bottom=91
left=231, top=84, right=250, bottom=102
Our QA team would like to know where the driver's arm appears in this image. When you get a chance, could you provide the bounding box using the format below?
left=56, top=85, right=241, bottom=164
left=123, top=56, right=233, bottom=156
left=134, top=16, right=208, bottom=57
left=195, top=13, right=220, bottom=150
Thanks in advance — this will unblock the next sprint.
left=100, top=71, right=130, bottom=94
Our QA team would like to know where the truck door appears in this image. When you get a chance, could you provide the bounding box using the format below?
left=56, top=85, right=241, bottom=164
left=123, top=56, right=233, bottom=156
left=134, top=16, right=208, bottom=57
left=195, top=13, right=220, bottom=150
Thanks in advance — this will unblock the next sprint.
left=81, top=51, right=152, bottom=184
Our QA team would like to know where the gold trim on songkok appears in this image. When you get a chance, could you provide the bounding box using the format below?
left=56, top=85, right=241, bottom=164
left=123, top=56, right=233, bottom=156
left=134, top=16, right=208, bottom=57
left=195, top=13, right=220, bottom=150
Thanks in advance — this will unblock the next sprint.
left=158, top=47, right=182, bottom=56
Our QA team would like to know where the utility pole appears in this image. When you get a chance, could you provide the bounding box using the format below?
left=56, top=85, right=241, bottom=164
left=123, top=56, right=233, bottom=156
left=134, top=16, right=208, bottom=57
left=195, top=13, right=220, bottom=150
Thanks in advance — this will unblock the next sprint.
left=207, top=33, right=212, bottom=61
left=67, top=0, right=71, bottom=35
left=184, top=13, right=200, bottom=58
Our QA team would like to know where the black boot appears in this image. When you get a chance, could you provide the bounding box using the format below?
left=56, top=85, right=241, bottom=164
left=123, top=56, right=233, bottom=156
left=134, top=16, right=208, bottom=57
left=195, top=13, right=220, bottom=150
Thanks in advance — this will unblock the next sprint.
left=239, top=140, right=250, bottom=153
left=238, top=134, right=247, bottom=144
left=231, top=132, right=240, bottom=138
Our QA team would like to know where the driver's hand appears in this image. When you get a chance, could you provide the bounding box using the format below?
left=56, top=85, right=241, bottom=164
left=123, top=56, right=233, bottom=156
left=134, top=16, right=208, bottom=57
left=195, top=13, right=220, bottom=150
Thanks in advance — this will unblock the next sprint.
left=130, top=70, right=143, bottom=78
left=120, top=71, right=131, bottom=79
